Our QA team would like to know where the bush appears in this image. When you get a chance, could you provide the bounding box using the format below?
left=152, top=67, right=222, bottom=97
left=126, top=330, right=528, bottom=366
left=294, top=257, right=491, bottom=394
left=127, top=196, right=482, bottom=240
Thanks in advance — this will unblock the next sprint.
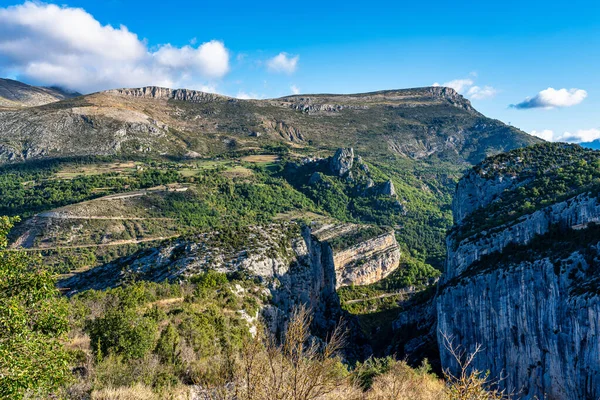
left=87, top=309, right=157, bottom=360
left=190, top=270, right=229, bottom=288
left=154, top=324, right=180, bottom=364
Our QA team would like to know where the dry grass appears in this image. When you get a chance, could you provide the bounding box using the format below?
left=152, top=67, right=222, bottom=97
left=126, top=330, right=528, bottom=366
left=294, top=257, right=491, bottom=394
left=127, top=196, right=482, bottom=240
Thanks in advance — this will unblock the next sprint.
left=240, top=155, right=279, bottom=163
left=366, top=361, right=445, bottom=400
left=91, top=384, right=192, bottom=399
left=149, top=297, right=185, bottom=308
left=65, top=333, right=91, bottom=353
left=55, top=162, right=138, bottom=179
left=221, top=166, right=253, bottom=178
left=91, top=383, right=158, bottom=400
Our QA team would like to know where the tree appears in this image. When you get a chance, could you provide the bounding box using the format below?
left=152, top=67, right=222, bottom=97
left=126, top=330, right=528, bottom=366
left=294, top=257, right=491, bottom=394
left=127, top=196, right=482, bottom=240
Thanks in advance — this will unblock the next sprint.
left=0, top=216, right=71, bottom=399
left=155, top=323, right=180, bottom=364
left=87, top=307, right=157, bottom=360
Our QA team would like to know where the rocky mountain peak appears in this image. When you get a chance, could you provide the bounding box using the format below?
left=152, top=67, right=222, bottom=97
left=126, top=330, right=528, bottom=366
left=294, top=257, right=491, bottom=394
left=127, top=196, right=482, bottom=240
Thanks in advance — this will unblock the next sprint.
left=423, top=86, right=476, bottom=112
left=104, top=86, right=231, bottom=103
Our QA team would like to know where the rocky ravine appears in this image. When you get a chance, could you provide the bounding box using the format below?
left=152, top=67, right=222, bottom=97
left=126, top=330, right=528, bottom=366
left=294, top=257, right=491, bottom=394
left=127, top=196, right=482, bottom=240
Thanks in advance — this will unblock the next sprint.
left=437, top=168, right=600, bottom=399
left=60, top=221, right=400, bottom=358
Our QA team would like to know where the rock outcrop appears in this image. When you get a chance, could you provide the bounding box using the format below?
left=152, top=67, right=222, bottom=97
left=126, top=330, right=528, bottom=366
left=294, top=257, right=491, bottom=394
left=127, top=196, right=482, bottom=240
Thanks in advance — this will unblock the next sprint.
left=105, top=86, right=229, bottom=103
left=438, top=160, right=600, bottom=399
left=330, top=148, right=354, bottom=176
left=311, top=224, right=401, bottom=287
left=376, top=180, right=396, bottom=197
left=447, top=192, right=600, bottom=279
left=60, top=221, right=400, bottom=293
left=263, top=120, right=304, bottom=142
left=452, top=168, right=520, bottom=225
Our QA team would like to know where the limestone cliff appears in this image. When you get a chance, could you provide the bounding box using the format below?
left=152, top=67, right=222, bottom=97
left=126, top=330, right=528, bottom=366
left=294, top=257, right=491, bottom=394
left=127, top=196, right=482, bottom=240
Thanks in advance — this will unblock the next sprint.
left=438, top=145, right=600, bottom=399
left=105, top=86, right=229, bottom=103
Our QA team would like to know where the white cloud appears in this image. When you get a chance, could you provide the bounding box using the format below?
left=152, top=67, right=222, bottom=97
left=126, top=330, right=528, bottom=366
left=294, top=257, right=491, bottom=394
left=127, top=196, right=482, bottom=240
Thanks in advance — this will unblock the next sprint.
left=512, top=88, right=587, bottom=109
left=0, top=2, right=230, bottom=93
left=433, top=78, right=474, bottom=93
left=267, top=52, right=299, bottom=74
left=290, top=85, right=300, bottom=95
left=530, top=129, right=556, bottom=141
left=432, top=76, right=497, bottom=100
left=236, top=91, right=253, bottom=99
left=235, top=91, right=263, bottom=100
left=531, top=128, right=600, bottom=143
left=196, top=84, right=218, bottom=94
left=152, top=41, right=229, bottom=79
left=467, top=85, right=497, bottom=100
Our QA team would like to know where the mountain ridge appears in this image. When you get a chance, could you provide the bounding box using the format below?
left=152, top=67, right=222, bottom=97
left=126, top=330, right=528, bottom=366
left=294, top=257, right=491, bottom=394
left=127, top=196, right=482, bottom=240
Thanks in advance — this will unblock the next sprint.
left=0, top=78, right=80, bottom=108
left=0, top=79, right=540, bottom=164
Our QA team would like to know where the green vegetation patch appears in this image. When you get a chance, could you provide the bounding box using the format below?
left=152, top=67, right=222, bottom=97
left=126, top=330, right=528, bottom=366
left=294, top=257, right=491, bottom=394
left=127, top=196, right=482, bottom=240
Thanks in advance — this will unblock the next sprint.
left=456, top=143, right=600, bottom=241
left=328, top=225, right=390, bottom=252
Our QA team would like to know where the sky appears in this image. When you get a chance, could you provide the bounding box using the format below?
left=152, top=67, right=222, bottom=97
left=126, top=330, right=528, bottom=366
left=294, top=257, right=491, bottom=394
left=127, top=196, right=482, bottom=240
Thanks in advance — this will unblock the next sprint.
left=0, top=0, right=599, bottom=145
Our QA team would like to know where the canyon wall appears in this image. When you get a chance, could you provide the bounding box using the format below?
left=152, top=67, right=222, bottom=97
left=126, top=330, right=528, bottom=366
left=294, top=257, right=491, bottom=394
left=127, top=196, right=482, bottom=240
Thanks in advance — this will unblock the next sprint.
left=438, top=169, right=600, bottom=399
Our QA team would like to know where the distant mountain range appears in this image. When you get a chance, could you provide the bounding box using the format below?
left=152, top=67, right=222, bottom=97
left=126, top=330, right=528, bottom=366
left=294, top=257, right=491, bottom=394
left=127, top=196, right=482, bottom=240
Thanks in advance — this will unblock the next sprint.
left=0, top=78, right=80, bottom=108
left=0, top=79, right=540, bottom=164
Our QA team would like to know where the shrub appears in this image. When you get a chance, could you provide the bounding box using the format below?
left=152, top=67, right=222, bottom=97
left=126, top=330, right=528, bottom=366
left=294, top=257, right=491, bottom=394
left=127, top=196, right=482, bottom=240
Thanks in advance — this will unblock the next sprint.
left=154, top=324, right=180, bottom=364
left=87, top=309, right=157, bottom=360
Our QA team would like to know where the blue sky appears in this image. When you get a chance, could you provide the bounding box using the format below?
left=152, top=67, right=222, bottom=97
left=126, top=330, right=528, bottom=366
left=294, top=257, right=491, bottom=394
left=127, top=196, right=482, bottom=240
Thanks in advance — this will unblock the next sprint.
left=0, top=0, right=599, bottom=144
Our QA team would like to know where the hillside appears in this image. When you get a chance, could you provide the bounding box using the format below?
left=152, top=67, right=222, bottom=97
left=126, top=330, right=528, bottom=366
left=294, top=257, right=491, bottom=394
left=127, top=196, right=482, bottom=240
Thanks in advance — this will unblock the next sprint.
left=0, top=81, right=547, bottom=398
left=0, top=78, right=79, bottom=108
left=0, top=84, right=539, bottom=163
left=438, top=143, right=600, bottom=399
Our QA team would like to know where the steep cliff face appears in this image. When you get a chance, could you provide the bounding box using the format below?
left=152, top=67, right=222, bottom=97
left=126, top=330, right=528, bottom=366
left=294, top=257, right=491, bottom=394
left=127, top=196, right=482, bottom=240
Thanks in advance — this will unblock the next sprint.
left=451, top=168, right=519, bottom=225
left=105, top=86, right=229, bottom=103
left=438, top=252, right=600, bottom=399
left=60, top=221, right=400, bottom=294
left=331, top=231, right=401, bottom=287
left=447, top=192, right=600, bottom=279
left=438, top=144, right=600, bottom=399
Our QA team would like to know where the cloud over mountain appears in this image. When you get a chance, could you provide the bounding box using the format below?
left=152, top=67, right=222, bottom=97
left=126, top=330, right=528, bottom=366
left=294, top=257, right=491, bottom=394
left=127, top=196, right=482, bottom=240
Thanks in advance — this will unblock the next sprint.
left=531, top=128, right=600, bottom=143
left=0, top=2, right=230, bottom=93
left=433, top=76, right=497, bottom=100
left=512, top=88, right=587, bottom=109
left=267, top=53, right=299, bottom=74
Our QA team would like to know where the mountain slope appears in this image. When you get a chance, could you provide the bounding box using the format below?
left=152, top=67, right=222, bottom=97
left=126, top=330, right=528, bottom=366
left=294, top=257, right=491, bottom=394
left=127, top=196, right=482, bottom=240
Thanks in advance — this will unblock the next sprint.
left=0, top=78, right=79, bottom=108
left=438, top=143, right=600, bottom=399
left=0, top=83, right=539, bottom=163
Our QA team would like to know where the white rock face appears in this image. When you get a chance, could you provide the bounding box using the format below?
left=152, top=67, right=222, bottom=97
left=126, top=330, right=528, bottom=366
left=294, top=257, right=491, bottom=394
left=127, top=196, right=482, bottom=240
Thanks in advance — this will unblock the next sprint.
left=439, top=174, right=600, bottom=399
left=438, top=253, right=600, bottom=400
left=59, top=221, right=398, bottom=349
left=106, top=86, right=229, bottom=103
left=452, top=168, right=520, bottom=225
left=333, top=232, right=401, bottom=287
left=448, top=192, right=600, bottom=279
